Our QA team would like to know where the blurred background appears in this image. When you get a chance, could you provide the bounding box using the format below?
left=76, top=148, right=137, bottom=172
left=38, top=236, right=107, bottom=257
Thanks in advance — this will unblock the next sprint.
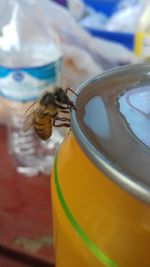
left=0, top=0, right=149, bottom=266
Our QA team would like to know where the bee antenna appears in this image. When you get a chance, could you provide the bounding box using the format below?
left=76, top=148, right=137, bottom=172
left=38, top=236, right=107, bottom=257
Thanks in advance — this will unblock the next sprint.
left=66, top=87, right=78, bottom=96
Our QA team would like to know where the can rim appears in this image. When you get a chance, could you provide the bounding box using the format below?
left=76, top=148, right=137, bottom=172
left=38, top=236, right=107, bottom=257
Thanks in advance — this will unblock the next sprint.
left=71, top=63, right=150, bottom=205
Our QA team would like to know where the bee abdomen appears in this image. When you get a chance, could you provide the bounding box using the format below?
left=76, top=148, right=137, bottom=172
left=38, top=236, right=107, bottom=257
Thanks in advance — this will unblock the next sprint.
left=33, top=114, right=52, bottom=140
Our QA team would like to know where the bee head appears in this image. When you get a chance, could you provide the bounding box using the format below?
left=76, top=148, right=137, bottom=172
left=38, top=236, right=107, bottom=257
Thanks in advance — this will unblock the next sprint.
left=54, top=88, right=75, bottom=109
left=40, top=92, right=54, bottom=106
left=54, top=88, right=68, bottom=103
left=54, top=88, right=76, bottom=110
left=40, top=88, right=76, bottom=110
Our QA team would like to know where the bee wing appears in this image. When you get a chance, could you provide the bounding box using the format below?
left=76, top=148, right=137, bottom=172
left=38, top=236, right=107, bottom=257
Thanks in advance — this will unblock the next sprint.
left=23, top=100, right=39, bottom=132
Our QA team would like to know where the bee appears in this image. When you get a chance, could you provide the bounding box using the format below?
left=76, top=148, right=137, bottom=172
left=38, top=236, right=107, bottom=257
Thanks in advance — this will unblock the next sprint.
left=23, top=87, right=77, bottom=141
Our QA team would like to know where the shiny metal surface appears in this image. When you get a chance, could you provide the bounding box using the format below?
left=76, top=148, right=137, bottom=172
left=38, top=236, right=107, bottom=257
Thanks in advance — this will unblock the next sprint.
left=71, top=64, right=150, bottom=204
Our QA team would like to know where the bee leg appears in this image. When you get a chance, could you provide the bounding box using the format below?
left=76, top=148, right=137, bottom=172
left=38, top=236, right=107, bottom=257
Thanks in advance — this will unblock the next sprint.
left=53, top=116, right=70, bottom=122
left=59, top=117, right=70, bottom=122
left=55, top=104, right=75, bottom=111
left=55, top=104, right=70, bottom=110
left=59, top=110, right=69, bottom=114
left=53, top=120, right=70, bottom=128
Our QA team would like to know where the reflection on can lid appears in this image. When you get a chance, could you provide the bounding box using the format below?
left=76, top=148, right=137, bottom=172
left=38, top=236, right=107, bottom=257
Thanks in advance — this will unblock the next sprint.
left=71, top=64, right=150, bottom=204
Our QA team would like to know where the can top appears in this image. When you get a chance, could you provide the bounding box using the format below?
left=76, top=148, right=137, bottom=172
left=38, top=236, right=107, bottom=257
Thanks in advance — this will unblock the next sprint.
left=71, top=64, right=150, bottom=204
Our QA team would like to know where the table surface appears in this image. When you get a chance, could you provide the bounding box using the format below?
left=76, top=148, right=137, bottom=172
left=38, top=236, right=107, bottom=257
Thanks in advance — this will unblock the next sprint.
left=0, top=126, right=55, bottom=267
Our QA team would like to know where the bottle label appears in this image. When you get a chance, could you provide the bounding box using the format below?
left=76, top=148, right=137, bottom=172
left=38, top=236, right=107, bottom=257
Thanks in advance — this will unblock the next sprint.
left=0, top=59, right=62, bottom=102
left=134, top=32, right=150, bottom=60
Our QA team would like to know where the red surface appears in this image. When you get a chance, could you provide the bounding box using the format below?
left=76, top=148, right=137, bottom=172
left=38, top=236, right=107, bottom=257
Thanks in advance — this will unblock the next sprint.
left=0, top=126, right=55, bottom=266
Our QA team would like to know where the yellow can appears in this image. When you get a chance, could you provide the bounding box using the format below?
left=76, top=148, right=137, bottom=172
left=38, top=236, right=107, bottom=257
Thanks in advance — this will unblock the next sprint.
left=51, top=64, right=150, bottom=267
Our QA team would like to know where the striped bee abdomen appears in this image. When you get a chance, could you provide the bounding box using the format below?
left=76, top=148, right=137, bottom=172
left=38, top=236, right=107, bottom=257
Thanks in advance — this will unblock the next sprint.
left=33, top=112, right=52, bottom=141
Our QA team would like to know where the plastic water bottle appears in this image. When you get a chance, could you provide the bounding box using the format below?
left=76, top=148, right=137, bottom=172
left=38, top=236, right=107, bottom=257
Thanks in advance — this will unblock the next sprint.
left=0, top=0, right=63, bottom=176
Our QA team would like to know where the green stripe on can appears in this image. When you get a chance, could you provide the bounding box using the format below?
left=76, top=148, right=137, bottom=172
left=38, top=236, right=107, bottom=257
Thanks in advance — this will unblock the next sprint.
left=54, top=154, right=118, bottom=267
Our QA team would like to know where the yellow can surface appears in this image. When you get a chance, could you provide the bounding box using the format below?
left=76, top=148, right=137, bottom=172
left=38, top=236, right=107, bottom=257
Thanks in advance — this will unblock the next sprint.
left=51, top=133, right=150, bottom=267
left=51, top=64, right=150, bottom=267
